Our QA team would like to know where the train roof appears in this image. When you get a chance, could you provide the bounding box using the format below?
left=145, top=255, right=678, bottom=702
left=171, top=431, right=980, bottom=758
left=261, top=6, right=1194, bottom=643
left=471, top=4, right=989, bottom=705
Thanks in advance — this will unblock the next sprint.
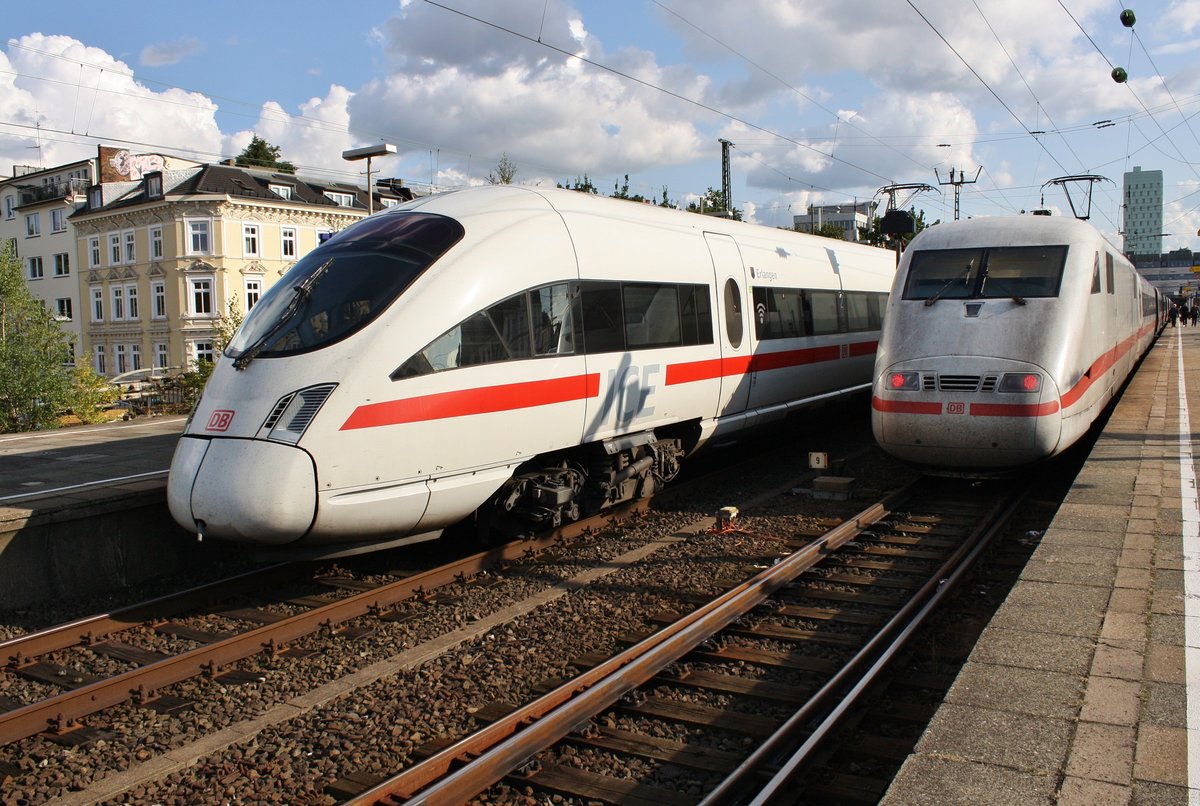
left=905, top=215, right=1118, bottom=252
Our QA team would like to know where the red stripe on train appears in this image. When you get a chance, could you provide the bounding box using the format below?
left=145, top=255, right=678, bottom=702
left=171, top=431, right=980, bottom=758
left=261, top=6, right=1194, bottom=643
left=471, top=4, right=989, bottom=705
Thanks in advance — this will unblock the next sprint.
left=340, top=374, right=601, bottom=430
left=871, top=396, right=942, bottom=415
left=666, top=340, right=877, bottom=385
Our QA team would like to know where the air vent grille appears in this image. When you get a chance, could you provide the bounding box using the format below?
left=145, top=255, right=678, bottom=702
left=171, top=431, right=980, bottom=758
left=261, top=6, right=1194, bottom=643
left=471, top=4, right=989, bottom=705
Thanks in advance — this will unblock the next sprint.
left=938, top=375, right=981, bottom=392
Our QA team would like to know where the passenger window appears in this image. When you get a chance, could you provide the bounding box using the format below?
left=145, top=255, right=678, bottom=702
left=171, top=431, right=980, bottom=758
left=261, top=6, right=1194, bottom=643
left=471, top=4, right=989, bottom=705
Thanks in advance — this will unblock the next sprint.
left=1092, top=253, right=1102, bottom=294
left=679, top=284, right=713, bottom=346
left=845, top=291, right=872, bottom=332
left=1105, top=253, right=1115, bottom=295
left=530, top=283, right=574, bottom=355
left=624, top=284, right=681, bottom=348
left=723, top=278, right=743, bottom=348
left=808, top=290, right=841, bottom=335
left=753, top=287, right=805, bottom=340
left=580, top=282, right=625, bottom=353
left=391, top=290, right=532, bottom=377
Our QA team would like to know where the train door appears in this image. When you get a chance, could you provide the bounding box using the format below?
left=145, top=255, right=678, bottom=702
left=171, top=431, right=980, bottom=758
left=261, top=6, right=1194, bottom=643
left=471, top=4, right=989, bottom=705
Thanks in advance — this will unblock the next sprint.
left=704, top=233, right=752, bottom=417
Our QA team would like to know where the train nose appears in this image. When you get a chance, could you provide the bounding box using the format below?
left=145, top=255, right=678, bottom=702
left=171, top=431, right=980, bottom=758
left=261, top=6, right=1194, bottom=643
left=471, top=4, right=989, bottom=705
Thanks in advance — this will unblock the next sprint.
left=168, top=437, right=317, bottom=544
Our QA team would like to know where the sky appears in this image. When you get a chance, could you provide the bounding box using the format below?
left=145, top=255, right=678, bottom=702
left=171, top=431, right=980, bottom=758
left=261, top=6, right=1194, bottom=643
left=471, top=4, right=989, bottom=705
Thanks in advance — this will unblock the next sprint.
left=2, top=0, right=1199, bottom=251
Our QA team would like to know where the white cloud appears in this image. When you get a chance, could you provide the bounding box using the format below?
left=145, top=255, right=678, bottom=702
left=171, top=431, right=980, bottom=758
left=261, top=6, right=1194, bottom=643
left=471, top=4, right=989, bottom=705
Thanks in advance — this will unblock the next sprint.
left=0, top=34, right=222, bottom=170
left=139, top=36, right=204, bottom=67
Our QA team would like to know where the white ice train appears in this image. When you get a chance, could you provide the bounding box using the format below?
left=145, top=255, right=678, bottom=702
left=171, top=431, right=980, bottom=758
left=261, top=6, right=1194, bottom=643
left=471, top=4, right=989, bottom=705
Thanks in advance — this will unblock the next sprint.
left=871, top=214, right=1164, bottom=471
left=168, top=185, right=894, bottom=555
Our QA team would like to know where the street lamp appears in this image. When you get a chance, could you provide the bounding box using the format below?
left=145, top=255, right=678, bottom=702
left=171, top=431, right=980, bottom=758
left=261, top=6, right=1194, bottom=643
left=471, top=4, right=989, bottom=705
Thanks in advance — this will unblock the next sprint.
left=342, top=143, right=396, bottom=215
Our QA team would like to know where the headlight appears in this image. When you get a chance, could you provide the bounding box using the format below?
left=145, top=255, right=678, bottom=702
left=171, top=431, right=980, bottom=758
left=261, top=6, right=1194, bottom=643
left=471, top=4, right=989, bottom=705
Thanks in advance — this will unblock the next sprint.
left=886, top=371, right=921, bottom=391
left=998, top=373, right=1041, bottom=393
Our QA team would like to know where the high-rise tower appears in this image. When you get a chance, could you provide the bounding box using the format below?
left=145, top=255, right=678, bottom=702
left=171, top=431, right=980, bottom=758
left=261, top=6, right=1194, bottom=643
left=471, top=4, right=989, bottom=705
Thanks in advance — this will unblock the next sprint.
left=1122, top=165, right=1163, bottom=256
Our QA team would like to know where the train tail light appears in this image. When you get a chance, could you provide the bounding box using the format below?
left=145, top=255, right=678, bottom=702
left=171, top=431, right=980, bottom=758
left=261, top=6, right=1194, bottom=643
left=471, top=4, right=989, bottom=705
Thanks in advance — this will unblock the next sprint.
left=886, top=371, right=921, bottom=391
left=998, top=372, right=1041, bottom=393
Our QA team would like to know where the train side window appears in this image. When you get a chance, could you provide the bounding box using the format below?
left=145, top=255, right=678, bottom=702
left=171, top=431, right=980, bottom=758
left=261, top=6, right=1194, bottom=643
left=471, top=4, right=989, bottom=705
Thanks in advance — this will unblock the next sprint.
left=872, top=292, right=888, bottom=328
left=624, top=283, right=682, bottom=348
left=580, top=282, right=625, bottom=354
left=723, top=278, right=744, bottom=348
left=530, top=283, right=574, bottom=355
left=679, top=284, right=714, bottom=346
left=1092, top=253, right=1102, bottom=294
left=807, top=289, right=841, bottom=335
left=845, top=291, right=872, bottom=332
left=1105, top=253, right=1115, bottom=295
left=753, top=287, right=806, bottom=340
left=391, top=290, right=531, bottom=378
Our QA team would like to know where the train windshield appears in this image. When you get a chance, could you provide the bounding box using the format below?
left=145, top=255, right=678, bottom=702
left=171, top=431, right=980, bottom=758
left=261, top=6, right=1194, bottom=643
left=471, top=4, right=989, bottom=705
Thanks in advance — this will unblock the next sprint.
left=903, top=245, right=1068, bottom=303
left=226, top=212, right=464, bottom=365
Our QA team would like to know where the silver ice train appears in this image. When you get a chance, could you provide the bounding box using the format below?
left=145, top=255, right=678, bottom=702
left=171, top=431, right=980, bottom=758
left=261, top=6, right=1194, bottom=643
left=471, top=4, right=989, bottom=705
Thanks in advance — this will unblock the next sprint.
left=168, top=185, right=894, bottom=555
left=871, top=215, right=1163, bottom=471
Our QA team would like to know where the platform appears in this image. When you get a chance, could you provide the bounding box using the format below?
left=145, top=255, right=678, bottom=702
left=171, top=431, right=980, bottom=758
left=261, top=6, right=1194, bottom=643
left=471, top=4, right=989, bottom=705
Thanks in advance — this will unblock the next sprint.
left=882, top=324, right=1197, bottom=805
left=0, top=415, right=192, bottom=609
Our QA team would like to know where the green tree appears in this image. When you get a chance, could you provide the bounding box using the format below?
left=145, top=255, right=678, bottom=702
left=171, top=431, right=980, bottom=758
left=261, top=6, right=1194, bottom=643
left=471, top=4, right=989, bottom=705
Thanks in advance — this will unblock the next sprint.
left=235, top=134, right=297, bottom=174
left=686, top=187, right=742, bottom=221
left=611, top=174, right=647, bottom=203
left=486, top=153, right=518, bottom=185
left=558, top=175, right=598, bottom=194
left=66, top=366, right=118, bottom=424
left=0, top=243, right=74, bottom=431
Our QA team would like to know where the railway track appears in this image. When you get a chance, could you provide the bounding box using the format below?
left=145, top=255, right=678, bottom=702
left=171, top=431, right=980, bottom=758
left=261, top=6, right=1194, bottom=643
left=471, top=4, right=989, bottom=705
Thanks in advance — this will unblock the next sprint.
left=328, top=476, right=1027, bottom=805
left=0, top=500, right=653, bottom=750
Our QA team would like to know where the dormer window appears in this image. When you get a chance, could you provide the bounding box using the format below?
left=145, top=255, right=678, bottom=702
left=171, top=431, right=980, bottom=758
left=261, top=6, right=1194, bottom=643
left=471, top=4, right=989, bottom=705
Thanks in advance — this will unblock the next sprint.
left=87, top=185, right=103, bottom=210
left=324, top=191, right=355, bottom=207
left=270, top=183, right=293, bottom=200
left=144, top=171, right=163, bottom=199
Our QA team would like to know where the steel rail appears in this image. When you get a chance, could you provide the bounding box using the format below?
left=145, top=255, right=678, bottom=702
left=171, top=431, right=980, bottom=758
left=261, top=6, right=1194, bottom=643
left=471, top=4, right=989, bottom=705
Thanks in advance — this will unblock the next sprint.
left=0, top=563, right=300, bottom=663
left=0, top=502, right=645, bottom=746
left=345, top=485, right=917, bottom=806
left=702, top=486, right=1024, bottom=805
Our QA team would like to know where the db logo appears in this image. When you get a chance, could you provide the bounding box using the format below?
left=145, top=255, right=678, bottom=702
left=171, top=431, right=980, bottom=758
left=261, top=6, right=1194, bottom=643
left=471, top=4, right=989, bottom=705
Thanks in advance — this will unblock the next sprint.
left=205, top=410, right=235, bottom=431
left=947, top=402, right=966, bottom=415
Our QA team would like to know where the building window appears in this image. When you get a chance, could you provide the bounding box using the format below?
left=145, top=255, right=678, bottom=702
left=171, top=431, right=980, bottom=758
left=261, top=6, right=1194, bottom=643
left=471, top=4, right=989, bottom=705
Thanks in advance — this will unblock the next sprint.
left=88, top=186, right=103, bottom=209
left=130, top=343, right=142, bottom=371
left=243, top=223, right=260, bottom=257
left=55, top=298, right=72, bottom=321
left=189, top=277, right=214, bottom=315
left=25, top=212, right=40, bottom=237
left=109, top=233, right=121, bottom=264
left=324, top=191, right=355, bottom=207
left=187, top=219, right=211, bottom=254
left=154, top=342, right=169, bottom=369
left=192, top=340, right=215, bottom=367
left=115, top=344, right=127, bottom=374
left=112, top=286, right=125, bottom=320
left=281, top=227, right=297, bottom=258
left=150, top=226, right=163, bottom=259
left=53, top=252, right=69, bottom=276
left=270, top=184, right=293, bottom=200
left=89, top=236, right=101, bottom=268
left=91, top=287, right=103, bottom=321
left=3, top=195, right=13, bottom=219
left=27, top=256, right=43, bottom=280
left=245, top=278, right=262, bottom=310
left=51, top=208, right=66, bottom=232
left=145, top=172, right=163, bottom=199
left=126, top=284, right=139, bottom=320
left=94, top=344, right=106, bottom=374
left=124, top=230, right=136, bottom=263
left=152, top=281, right=166, bottom=319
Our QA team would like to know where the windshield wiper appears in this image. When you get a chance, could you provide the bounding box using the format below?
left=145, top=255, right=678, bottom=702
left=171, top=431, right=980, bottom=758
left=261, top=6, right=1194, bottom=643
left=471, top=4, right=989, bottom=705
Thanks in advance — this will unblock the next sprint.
left=232, top=259, right=333, bottom=370
left=923, top=265, right=974, bottom=307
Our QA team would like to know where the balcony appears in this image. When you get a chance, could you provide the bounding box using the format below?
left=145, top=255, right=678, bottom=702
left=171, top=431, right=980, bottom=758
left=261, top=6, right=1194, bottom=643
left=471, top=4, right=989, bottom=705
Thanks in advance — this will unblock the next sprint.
left=18, top=178, right=91, bottom=207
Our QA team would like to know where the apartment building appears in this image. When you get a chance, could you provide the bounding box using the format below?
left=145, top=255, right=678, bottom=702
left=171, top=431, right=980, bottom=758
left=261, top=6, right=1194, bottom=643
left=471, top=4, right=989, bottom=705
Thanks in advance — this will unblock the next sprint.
left=67, top=148, right=412, bottom=376
left=0, top=158, right=97, bottom=364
